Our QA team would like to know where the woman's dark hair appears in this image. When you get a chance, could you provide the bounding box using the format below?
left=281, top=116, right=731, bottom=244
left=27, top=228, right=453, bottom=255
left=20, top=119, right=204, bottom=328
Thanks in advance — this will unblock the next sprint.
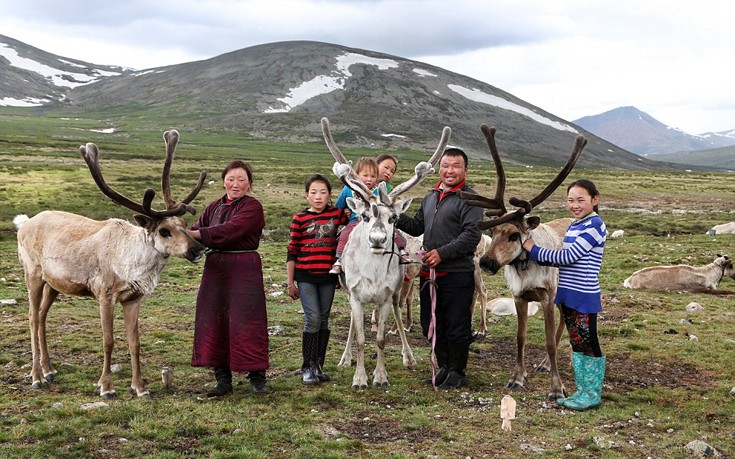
left=221, top=160, right=254, bottom=186
left=568, top=179, right=600, bottom=213
left=305, top=174, right=332, bottom=194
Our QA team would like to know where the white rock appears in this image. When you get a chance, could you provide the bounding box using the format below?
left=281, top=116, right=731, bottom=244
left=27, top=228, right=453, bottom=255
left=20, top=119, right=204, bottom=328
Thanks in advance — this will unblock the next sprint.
left=685, top=440, right=722, bottom=458
left=689, top=334, right=699, bottom=343
left=686, top=302, right=704, bottom=313
left=80, top=401, right=109, bottom=411
left=610, top=230, right=625, bottom=238
left=110, top=364, right=123, bottom=373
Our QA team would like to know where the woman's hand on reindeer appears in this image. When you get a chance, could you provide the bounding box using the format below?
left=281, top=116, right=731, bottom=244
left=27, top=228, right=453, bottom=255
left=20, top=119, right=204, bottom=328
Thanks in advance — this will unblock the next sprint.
left=423, top=249, right=442, bottom=267
left=522, top=238, right=535, bottom=252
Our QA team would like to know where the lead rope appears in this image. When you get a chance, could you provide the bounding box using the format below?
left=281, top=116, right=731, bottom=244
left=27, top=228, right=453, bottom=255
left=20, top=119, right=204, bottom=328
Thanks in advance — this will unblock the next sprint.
left=428, top=266, right=438, bottom=390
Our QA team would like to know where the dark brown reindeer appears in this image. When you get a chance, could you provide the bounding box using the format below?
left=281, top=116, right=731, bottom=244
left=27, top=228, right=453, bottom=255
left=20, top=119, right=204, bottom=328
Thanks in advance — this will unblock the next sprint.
left=459, top=125, right=586, bottom=401
left=14, top=130, right=206, bottom=398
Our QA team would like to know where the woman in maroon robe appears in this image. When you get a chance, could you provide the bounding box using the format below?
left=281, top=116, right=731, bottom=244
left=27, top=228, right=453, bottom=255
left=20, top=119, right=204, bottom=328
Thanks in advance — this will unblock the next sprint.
left=188, top=160, right=269, bottom=396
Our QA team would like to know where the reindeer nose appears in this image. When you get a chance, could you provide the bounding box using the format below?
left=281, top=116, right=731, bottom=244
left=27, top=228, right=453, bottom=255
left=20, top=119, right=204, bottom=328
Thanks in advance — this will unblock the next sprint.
left=479, top=257, right=500, bottom=275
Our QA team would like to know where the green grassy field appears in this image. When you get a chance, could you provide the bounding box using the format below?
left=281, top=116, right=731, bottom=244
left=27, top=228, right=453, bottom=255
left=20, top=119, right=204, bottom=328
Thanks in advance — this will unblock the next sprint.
left=1, top=112, right=734, bottom=458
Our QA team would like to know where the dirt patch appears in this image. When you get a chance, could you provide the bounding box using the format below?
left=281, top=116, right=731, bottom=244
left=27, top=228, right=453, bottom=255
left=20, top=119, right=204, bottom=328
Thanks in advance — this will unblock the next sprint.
left=334, top=410, right=439, bottom=444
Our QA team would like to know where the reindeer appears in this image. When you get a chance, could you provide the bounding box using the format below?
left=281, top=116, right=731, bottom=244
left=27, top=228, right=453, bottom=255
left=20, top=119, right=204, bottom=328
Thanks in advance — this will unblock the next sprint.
left=624, top=255, right=735, bottom=292
left=14, top=130, right=206, bottom=398
left=321, top=117, right=450, bottom=389
left=459, top=124, right=586, bottom=401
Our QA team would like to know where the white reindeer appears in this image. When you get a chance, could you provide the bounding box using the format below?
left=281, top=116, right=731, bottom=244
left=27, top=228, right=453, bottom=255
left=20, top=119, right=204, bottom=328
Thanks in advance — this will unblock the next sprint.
left=321, top=117, right=450, bottom=389
left=14, top=131, right=206, bottom=398
left=707, top=222, right=735, bottom=236
left=459, top=124, right=587, bottom=401
left=624, top=255, right=735, bottom=292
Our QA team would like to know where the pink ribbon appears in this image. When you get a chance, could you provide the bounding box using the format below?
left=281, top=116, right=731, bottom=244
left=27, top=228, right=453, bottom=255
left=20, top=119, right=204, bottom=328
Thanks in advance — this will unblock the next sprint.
left=428, top=266, right=438, bottom=389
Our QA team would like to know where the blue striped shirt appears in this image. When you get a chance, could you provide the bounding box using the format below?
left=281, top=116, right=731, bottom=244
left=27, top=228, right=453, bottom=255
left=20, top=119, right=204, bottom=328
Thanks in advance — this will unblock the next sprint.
left=528, top=213, right=607, bottom=313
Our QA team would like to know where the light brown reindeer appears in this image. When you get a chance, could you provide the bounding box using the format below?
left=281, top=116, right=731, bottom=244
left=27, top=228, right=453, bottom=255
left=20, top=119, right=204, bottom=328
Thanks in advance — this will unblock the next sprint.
left=624, top=254, right=735, bottom=292
left=14, top=131, right=206, bottom=398
left=459, top=124, right=586, bottom=401
left=322, top=117, right=450, bottom=389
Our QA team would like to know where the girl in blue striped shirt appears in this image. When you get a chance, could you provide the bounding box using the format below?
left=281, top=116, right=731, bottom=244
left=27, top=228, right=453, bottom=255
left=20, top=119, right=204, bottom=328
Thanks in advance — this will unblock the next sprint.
left=523, top=179, right=607, bottom=411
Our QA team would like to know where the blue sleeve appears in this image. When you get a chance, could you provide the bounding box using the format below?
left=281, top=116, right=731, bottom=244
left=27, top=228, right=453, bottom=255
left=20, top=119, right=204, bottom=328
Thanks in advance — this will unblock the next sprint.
left=529, top=226, right=605, bottom=266
left=335, top=187, right=352, bottom=210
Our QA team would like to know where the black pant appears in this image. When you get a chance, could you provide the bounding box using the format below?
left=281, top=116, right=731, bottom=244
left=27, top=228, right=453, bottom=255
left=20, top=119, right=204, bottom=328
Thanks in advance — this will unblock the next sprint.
left=419, top=271, right=475, bottom=346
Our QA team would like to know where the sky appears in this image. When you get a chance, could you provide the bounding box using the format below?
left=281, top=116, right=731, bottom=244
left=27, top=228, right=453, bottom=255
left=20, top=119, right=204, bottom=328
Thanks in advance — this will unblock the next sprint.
left=1, top=0, right=733, bottom=134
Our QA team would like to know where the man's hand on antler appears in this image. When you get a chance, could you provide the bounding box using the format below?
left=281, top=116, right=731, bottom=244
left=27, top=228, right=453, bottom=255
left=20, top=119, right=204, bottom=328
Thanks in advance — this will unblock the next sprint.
left=414, top=161, right=435, bottom=177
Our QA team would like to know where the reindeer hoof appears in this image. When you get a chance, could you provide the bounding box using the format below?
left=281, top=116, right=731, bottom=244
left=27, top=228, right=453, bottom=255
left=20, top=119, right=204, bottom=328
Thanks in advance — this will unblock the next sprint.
left=100, top=390, right=118, bottom=399
left=44, top=371, right=58, bottom=382
left=506, top=381, right=525, bottom=390
left=31, top=380, right=49, bottom=390
left=472, top=332, right=486, bottom=342
left=132, top=388, right=152, bottom=398
left=373, top=381, right=389, bottom=388
left=352, top=384, right=368, bottom=390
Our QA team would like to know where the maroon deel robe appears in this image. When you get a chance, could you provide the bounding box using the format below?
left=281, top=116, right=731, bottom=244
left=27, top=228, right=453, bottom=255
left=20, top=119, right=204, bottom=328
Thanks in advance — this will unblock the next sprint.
left=191, top=195, right=269, bottom=372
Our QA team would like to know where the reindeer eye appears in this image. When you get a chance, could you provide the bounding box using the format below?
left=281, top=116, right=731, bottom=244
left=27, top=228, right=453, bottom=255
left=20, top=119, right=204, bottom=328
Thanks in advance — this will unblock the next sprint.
left=159, top=228, right=171, bottom=237
left=388, top=214, right=397, bottom=224
left=509, top=232, right=520, bottom=242
left=361, top=213, right=370, bottom=222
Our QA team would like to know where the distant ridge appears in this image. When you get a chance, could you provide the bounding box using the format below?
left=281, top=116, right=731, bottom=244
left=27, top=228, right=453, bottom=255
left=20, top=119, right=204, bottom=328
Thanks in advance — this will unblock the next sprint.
left=574, top=106, right=735, bottom=155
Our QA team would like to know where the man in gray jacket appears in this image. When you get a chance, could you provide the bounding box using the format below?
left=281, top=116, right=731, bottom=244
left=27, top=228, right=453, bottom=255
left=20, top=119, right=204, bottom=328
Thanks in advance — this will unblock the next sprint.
left=397, top=147, right=483, bottom=389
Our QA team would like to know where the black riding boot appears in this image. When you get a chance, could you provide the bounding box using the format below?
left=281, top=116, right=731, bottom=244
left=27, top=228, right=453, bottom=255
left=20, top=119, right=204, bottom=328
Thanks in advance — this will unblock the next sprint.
left=423, top=339, right=449, bottom=386
left=315, top=329, right=332, bottom=382
left=248, top=370, right=269, bottom=394
left=439, top=342, right=469, bottom=390
left=206, top=367, right=233, bottom=397
left=302, top=332, right=320, bottom=385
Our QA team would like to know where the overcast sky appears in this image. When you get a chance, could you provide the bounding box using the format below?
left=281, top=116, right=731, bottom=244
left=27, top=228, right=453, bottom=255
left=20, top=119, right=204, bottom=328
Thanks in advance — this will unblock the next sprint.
left=1, top=0, right=733, bottom=134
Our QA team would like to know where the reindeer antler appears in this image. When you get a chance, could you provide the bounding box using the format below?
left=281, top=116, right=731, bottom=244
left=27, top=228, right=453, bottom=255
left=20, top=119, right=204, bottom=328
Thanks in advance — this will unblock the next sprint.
left=80, top=132, right=207, bottom=219
left=387, top=126, right=451, bottom=201
left=459, top=126, right=587, bottom=230
left=160, top=130, right=207, bottom=214
left=321, top=117, right=374, bottom=202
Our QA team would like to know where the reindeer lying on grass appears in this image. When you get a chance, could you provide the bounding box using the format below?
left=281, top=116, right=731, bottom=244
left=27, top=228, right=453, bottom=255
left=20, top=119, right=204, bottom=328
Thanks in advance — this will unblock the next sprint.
left=459, top=124, right=587, bottom=401
left=322, top=117, right=450, bottom=389
left=14, top=131, right=206, bottom=398
left=624, top=255, right=735, bottom=292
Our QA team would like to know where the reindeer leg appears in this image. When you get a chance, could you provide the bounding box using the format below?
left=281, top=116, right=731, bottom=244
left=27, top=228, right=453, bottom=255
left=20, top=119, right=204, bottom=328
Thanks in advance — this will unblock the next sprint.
left=405, top=282, right=414, bottom=332
left=392, top=295, right=417, bottom=369
left=122, top=299, right=150, bottom=397
left=350, top=299, right=368, bottom=390
left=37, top=284, right=59, bottom=382
left=370, top=309, right=378, bottom=333
left=373, top=302, right=391, bottom=387
left=96, top=297, right=117, bottom=399
left=538, top=300, right=565, bottom=401
left=338, top=312, right=355, bottom=368
left=507, top=298, right=529, bottom=390
left=26, top=277, right=48, bottom=389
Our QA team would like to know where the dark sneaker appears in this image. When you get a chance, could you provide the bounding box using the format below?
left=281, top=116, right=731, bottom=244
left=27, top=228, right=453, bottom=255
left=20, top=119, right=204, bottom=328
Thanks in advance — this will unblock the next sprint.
left=251, top=380, right=269, bottom=394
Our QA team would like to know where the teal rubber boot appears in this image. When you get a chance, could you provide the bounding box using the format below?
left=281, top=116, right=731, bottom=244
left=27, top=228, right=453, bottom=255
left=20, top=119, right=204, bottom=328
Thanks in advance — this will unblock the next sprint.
left=558, top=352, right=605, bottom=411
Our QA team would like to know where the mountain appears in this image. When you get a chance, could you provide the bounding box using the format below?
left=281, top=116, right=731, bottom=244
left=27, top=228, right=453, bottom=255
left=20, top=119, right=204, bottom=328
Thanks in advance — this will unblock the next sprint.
left=573, top=106, right=735, bottom=155
left=0, top=35, right=681, bottom=170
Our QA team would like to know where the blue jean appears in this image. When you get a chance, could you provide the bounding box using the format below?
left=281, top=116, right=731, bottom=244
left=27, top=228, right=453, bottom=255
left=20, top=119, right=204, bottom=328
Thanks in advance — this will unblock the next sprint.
left=298, top=282, right=336, bottom=333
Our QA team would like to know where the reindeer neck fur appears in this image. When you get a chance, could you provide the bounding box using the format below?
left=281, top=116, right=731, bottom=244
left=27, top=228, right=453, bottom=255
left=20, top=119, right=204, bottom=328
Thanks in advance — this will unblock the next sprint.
left=501, top=223, right=561, bottom=297
left=341, top=219, right=403, bottom=304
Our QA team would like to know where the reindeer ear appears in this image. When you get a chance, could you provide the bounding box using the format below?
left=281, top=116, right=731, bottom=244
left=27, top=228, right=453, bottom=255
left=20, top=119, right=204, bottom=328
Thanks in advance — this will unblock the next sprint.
left=346, top=197, right=366, bottom=215
left=525, top=216, right=541, bottom=231
left=133, top=214, right=154, bottom=228
left=394, top=197, right=413, bottom=215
